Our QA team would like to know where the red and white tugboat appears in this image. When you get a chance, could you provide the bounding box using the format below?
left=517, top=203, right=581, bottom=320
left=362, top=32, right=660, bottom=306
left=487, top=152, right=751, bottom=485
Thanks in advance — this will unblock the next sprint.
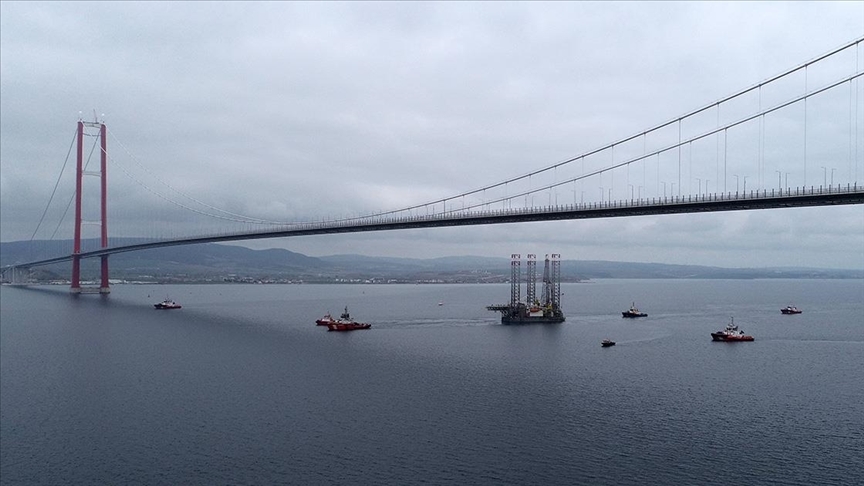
left=322, top=307, right=371, bottom=331
left=711, top=318, right=754, bottom=342
left=780, top=305, right=802, bottom=315
left=154, top=298, right=181, bottom=310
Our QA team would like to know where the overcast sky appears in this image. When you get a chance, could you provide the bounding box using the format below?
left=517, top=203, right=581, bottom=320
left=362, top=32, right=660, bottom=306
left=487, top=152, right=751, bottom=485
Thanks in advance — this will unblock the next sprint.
left=2, top=1, right=863, bottom=269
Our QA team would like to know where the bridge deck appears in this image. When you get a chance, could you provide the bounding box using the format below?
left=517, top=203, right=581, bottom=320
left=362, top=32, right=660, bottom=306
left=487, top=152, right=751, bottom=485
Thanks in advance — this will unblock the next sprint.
left=4, top=185, right=863, bottom=271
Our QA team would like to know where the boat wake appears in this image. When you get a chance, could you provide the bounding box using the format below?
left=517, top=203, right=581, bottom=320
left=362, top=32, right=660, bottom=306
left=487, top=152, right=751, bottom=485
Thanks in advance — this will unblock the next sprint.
left=373, top=318, right=494, bottom=329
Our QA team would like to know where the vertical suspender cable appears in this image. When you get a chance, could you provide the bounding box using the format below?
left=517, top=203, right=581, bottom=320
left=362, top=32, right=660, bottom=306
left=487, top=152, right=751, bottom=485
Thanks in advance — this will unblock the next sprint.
left=804, top=65, right=808, bottom=186
left=678, top=119, right=682, bottom=196
left=717, top=103, right=722, bottom=192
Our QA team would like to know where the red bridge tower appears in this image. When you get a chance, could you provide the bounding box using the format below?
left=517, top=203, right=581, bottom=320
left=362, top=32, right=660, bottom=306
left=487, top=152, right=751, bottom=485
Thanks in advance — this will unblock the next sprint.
left=70, top=119, right=109, bottom=294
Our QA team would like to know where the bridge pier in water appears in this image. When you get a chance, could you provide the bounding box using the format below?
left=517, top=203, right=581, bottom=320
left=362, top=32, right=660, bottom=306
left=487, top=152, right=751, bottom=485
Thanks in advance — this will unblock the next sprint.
left=70, top=119, right=110, bottom=295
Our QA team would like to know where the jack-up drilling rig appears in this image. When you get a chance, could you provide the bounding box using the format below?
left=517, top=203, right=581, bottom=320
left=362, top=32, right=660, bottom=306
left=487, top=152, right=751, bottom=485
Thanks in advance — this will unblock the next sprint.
left=487, top=253, right=565, bottom=324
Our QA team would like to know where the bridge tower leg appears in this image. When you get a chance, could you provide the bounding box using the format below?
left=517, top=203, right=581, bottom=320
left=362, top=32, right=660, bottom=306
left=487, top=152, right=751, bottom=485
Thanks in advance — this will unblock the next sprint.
left=99, top=122, right=109, bottom=294
left=71, top=121, right=84, bottom=293
left=70, top=119, right=110, bottom=294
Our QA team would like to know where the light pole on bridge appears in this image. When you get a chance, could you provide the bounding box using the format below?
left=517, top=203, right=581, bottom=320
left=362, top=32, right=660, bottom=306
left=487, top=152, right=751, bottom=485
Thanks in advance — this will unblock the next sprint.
left=820, top=167, right=836, bottom=187
left=743, top=176, right=748, bottom=194
left=776, top=170, right=782, bottom=190
left=695, top=177, right=702, bottom=196
left=628, top=184, right=634, bottom=201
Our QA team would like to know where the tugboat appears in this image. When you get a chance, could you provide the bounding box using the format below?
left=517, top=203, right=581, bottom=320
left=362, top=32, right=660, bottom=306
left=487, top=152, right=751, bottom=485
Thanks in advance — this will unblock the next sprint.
left=315, top=312, right=338, bottom=326
left=622, top=303, right=647, bottom=318
left=323, top=306, right=372, bottom=332
left=154, top=298, right=181, bottom=310
left=601, top=339, right=616, bottom=347
left=780, top=305, right=802, bottom=314
left=711, top=318, right=754, bottom=342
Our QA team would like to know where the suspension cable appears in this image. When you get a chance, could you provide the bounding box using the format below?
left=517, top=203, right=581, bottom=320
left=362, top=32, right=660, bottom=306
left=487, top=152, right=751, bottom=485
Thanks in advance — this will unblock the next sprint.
left=48, top=129, right=101, bottom=240
left=353, top=36, right=864, bottom=219
left=87, top=37, right=864, bottom=231
left=437, top=71, right=864, bottom=215
left=29, top=129, right=76, bottom=241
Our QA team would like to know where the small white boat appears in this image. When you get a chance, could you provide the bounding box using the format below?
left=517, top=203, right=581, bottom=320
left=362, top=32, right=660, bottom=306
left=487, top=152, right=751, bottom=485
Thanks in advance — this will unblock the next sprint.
left=154, top=298, right=181, bottom=310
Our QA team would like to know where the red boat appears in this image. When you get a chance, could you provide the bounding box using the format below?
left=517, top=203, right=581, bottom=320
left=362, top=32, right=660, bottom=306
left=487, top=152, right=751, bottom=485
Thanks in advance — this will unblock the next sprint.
left=780, top=305, right=802, bottom=314
left=318, top=307, right=372, bottom=331
left=327, top=322, right=372, bottom=332
left=711, top=318, right=754, bottom=342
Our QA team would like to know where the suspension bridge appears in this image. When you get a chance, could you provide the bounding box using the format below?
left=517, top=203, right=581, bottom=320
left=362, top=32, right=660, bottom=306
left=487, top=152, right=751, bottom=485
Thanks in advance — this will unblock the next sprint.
left=3, top=38, right=864, bottom=292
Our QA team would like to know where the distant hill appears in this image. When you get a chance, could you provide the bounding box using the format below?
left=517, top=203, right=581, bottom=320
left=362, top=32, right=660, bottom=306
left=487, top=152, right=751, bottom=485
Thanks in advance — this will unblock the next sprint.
left=1, top=239, right=861, bottom=283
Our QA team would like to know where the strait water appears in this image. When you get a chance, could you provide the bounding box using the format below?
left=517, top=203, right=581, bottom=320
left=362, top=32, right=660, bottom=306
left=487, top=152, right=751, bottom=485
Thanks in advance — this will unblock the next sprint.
left=1, top=280, right=862, bottom=485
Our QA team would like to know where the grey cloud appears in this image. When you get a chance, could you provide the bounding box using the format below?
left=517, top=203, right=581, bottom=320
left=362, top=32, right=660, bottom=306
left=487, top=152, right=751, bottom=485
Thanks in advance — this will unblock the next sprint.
left=1, top=1, right=862, bottom=269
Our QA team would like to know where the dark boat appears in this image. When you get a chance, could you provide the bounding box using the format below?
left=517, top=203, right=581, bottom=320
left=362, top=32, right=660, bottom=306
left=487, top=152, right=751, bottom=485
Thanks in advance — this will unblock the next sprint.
left=622, top=303, right=647, bottom=318
left=601, top=339, right=616, bottom=347
left=780, top=305, right=802, bottom=314
left=154, top=298, right=181, bottom=310
left=323, top=306, right=372, bottom=331
left=711, top=318, right=754, bottom=342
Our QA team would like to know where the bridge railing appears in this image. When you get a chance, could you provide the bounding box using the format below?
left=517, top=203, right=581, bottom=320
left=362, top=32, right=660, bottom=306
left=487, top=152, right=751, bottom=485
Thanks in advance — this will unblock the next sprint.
left=276, top=182, right=859, bottom=230
left=217, top=181, right=861, bottom=234
left=428, top=182, right=862, bottom=220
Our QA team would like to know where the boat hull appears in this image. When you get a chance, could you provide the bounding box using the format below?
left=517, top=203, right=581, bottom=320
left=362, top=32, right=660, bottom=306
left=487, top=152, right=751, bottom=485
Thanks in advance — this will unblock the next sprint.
left=154, top=305, right=181, bottom=309
left=501, top=315, right=565, bottom=325
left=327, top=323, right=371, bottom=331
left=622, top=312, right=647, bottom=318
left=711, top=333, right=754, bottom=342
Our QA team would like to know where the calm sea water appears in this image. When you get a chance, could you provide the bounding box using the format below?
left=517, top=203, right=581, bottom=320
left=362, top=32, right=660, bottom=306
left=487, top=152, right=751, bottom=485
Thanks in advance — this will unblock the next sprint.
left=1, top=280, right=862, bottom=485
